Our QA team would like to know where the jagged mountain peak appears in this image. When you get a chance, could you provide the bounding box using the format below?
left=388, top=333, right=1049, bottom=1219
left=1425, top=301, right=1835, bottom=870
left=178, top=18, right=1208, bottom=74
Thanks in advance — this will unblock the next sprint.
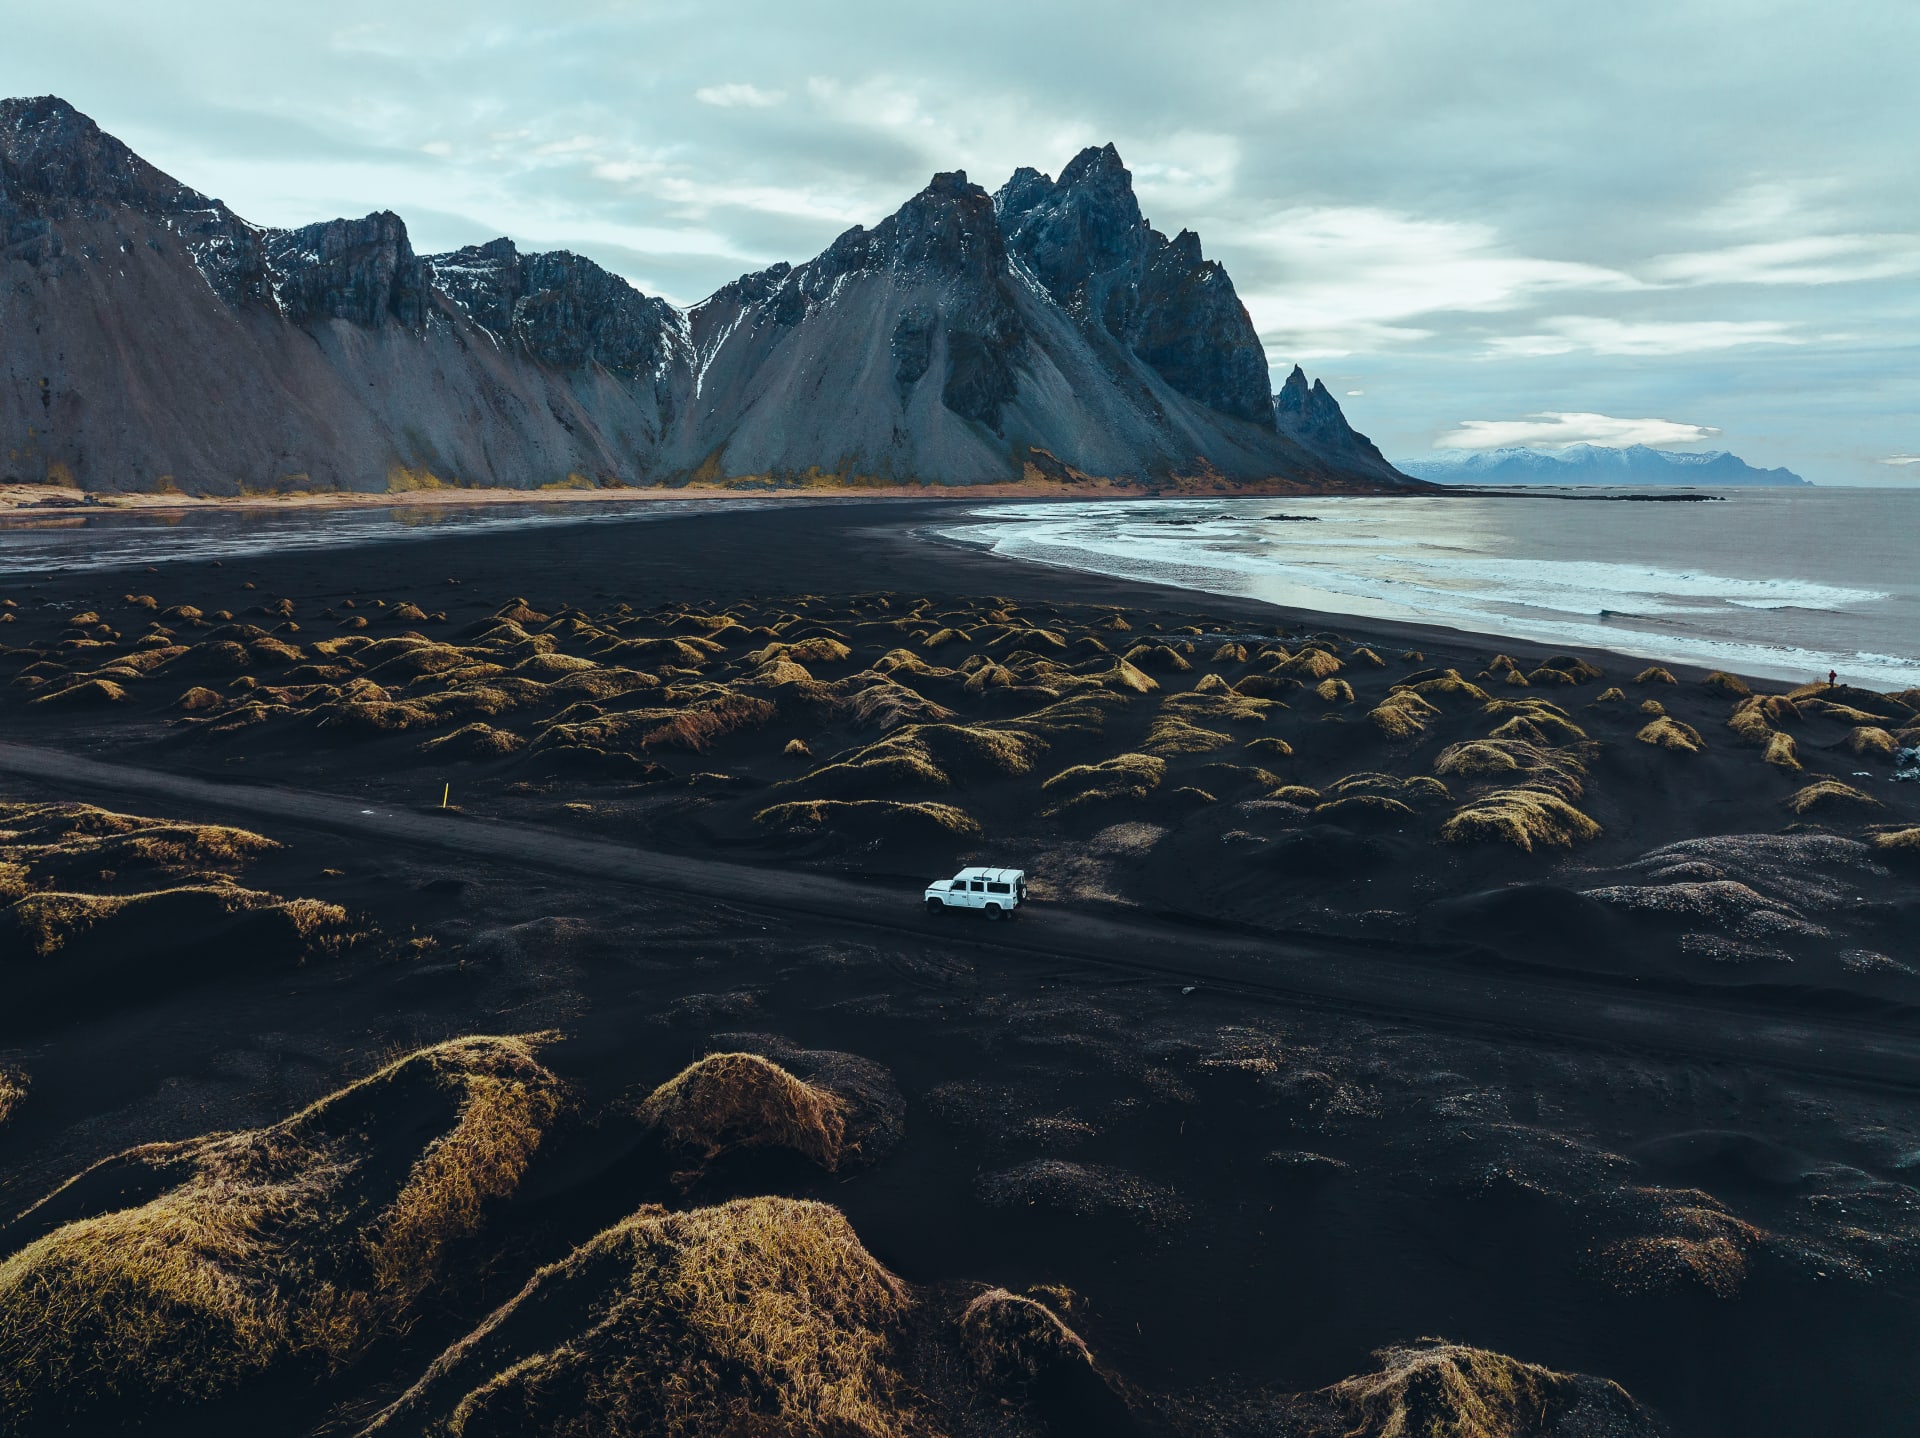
left=265, top=210, right=429, bottom=330
left=426, top=236, right=685, bottom=381
left=995, top=141, right=1271, bottom=428
left=3, top=96, right=1418, bottom=495
left=0, top=93, right=243, bottom=240
left=1271, top=368, right=1402, bottom=482
left=816, top=169, right=1007, bottom=283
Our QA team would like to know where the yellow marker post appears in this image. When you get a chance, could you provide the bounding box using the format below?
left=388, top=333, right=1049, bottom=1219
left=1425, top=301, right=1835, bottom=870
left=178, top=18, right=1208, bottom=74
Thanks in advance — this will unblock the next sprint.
left=441, top=782, right=450, bottom=810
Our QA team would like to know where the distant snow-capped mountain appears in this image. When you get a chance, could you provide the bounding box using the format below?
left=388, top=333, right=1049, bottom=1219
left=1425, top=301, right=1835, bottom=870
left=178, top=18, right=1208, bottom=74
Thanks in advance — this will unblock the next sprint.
left=1398, top=444, right=1809, bottom=486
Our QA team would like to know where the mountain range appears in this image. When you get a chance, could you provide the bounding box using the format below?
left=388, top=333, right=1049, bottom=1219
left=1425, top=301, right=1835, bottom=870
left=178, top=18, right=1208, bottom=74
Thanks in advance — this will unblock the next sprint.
left=1399, top=444, right=1809, bottom=487
left=0, top=97, right=1410, bottom=496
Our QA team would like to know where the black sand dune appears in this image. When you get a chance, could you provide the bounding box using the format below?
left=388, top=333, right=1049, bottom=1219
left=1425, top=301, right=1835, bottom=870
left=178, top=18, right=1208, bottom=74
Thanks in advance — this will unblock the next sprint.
left=1, top=499, right=1917, bottom=1436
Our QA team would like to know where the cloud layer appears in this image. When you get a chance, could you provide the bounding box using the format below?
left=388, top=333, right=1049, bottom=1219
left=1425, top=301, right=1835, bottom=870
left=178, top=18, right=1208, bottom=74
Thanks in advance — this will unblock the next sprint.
left=2, top=1, right=1914, bottom=483
left=1434, top=413, right=1723, bottom=452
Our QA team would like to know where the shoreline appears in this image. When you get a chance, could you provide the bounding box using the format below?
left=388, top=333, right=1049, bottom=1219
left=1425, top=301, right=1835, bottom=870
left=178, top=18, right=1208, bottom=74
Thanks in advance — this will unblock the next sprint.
left=0, top=493, right=1892, bottom=695
left=0, top=472, right=1422, bottom=516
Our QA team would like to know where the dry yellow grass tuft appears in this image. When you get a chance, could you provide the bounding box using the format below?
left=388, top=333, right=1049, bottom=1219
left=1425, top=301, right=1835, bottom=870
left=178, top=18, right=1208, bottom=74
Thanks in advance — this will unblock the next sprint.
left=784, top=723, right=1045, bottom=800
left=1849, top=726, right=1898, bottom=758
left=0, top=1037, right=564, bottom=1431
left=1095, top=658, right=1157, bottom=694
left=639, top=1053, right=847, bottom=1182
left=1244, top=735, right=1293, bottom=758
left=1143, top=716, right=1233, bottom=757
left=1763, top=731, right=1802, bottom=771
left=29, top=678, right=127, bottom=707
left=1593, top=686, right=1626, bottom=703
left=419, top=724, right=524, bottom=759
left=1871, top=828, right=1920, bottom=854
left=1634, top=666, right=1677, bottom=685
left=1784, top=779, right=1880, bottom=816
left=1596, top=1190, right=1763, bottom=1298
left=361, top=1197, right=919, bottom=1438
left=1636, top=715, right=1705, bottom=753
left=0, top=1068, right=25, bottom=1126
left=1319, top=1341, right=1647, bottom=1438
left=1311, top=794, right=1416, bottom=827
left=751, top=799, right=980, bottom=840
left=1274, top=648, right=1344, bottom=681
left=3, top=884, right=350, bottom=961
left=959, top=1289, right=1091, bottom=1393
left=1040, top=753, right=1166, bottom=813
left=1367, top=689, right=1440, bottom=738
left=1441, top=789, right=1601, bottom=851
left=1395, top=671, right=1492, bottom=704
left=1488, top=709, right=1590, bottom=746
left=1162, top=689, right=1277, bottom=725
left=1702, top=670, right=1752, bottom=698
left=1315, top=677, right=1355, bottom=704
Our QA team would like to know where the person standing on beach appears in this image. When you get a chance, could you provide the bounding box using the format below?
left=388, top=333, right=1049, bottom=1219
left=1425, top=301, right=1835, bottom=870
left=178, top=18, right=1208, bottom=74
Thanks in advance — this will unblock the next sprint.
left=1830, top=669, right=1838, bottom=686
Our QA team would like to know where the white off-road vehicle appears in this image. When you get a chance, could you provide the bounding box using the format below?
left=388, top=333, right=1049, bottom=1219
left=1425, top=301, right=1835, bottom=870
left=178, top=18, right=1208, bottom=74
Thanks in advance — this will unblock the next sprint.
left=925, top=866, right=1027, bottom=919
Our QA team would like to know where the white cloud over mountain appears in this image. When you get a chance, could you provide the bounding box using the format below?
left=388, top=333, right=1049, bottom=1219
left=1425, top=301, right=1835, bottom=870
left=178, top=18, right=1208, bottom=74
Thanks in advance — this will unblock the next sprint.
left=1434, top=413, right=1723, bottom=451
left=1, top=0, right=1913, bottom=481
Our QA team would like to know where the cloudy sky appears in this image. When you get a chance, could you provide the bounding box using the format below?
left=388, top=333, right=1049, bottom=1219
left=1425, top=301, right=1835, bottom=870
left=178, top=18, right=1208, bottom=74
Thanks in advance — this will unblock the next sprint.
left=6, top=0, right=1915, bottom=482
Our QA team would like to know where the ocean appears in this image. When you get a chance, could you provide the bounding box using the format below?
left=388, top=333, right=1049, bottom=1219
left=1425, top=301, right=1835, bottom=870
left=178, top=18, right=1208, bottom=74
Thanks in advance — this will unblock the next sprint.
left=933, top=487, right=1920, bottom=689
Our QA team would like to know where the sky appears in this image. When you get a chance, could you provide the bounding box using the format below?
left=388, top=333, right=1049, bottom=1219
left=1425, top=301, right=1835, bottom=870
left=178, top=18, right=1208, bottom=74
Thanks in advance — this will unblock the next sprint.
left=5, top=0, right=1916, bottom=483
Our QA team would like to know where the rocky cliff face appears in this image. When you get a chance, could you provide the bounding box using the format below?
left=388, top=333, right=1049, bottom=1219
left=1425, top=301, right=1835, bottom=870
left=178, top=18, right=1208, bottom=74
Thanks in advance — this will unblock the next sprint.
left=1, top=96, right=685, bottom=493
left=265, top=212, right=431, bottom=329
left=995, top=145, right=1275, bottom=428
left=1, top=93, right=271, bottom=306
left=427, top=237, right=685, bottom=382
left=1270, top=365, right=1402, bottom=482
left=674, top=166, right=1343, bottom=484
left=2, top=96, right=1414, bottom=494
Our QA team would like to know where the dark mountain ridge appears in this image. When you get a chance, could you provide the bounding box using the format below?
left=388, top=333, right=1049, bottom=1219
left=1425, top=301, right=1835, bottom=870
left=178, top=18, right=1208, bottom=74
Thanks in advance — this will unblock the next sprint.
left=1, top=96, right=1414, bottom=495
left=1400, top=444, right=1810, bottom=487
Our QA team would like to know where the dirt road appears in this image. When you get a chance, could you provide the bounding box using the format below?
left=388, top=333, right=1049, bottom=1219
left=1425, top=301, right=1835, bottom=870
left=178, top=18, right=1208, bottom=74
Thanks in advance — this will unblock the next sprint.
left=4, top=738, right=1917, bottom=1089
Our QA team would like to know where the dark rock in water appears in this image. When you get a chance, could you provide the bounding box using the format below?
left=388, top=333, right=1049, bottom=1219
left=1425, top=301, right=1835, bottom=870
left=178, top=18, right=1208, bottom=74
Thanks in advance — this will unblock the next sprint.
left=1272, top=365, right=1405, bottom=484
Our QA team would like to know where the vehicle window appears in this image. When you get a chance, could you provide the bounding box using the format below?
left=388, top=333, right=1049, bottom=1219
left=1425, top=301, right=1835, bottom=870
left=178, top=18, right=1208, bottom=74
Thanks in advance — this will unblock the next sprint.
left=987, top=882, right=1010, bottom=894
left=970, top=880, right=985, bottom=891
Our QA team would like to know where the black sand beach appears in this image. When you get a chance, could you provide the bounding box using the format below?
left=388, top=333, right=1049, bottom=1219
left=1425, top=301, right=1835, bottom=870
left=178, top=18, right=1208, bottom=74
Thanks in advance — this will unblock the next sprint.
left=2, top=499, right=1918, bottom=1437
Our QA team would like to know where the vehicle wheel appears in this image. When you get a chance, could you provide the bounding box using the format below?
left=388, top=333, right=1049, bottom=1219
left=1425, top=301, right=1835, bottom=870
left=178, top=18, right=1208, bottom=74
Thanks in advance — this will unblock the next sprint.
left=926, top=897, right=945, bottom=914
left=984, top=904, right=1003, bottom=921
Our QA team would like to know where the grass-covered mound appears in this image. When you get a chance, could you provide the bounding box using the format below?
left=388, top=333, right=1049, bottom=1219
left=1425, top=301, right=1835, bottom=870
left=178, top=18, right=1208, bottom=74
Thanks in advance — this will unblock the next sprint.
left=639, top=1053, right=848, bottom=1184
left=0, top=800, right=280, bottom=883
left=1301, top=1340, right=1658, bottom=1437
left=1040, top=753, right=1166, bottom=815
left=1785, top=780, right=1881, bottom=817
left=751, top=799, right=980, bottom=843
left=0, top=1037, right=565, bottom=1434
left=1441, top=790, right=1601, bottom=852
left=359, top=1197, right=922, bottom=1438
